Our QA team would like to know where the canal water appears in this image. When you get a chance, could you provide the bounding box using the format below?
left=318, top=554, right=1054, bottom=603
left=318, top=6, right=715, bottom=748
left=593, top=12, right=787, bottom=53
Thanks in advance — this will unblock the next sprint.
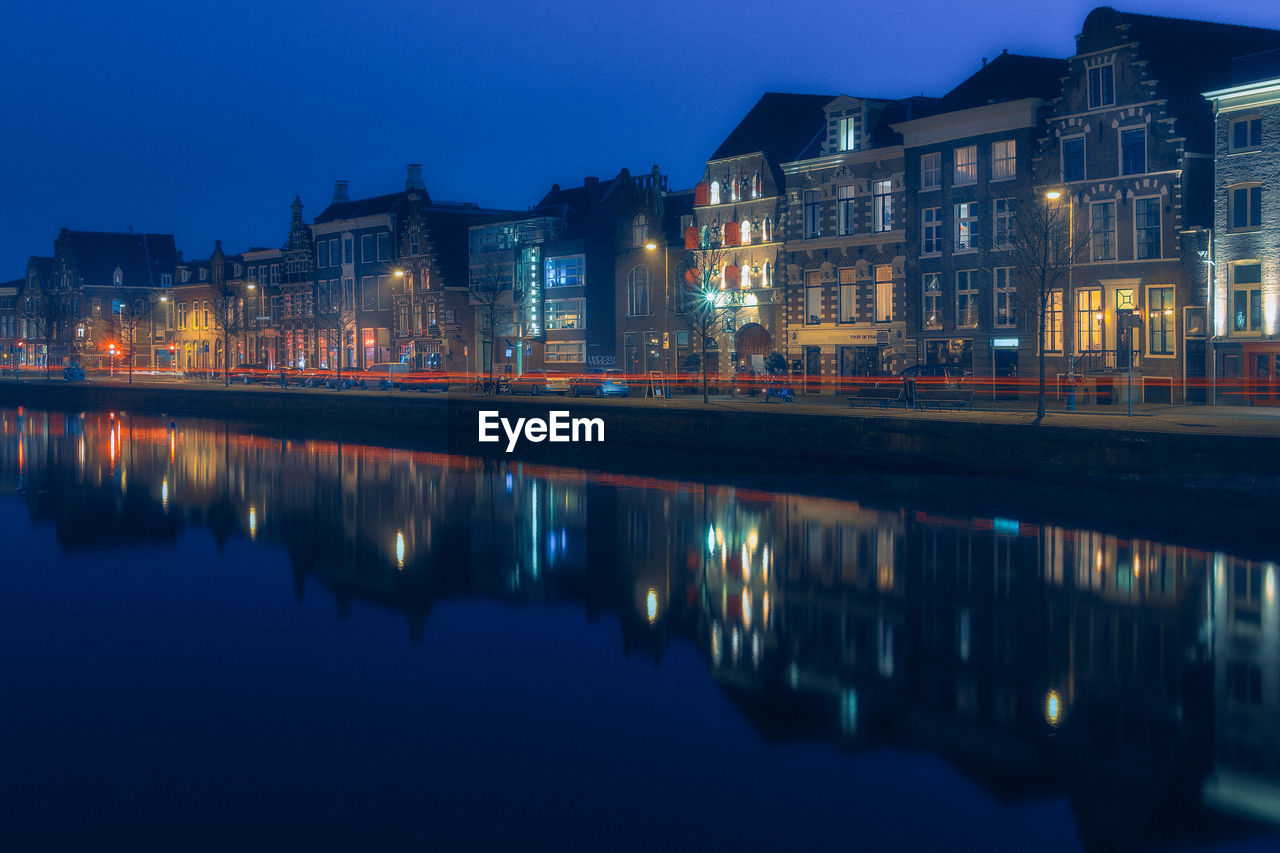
left=1, top=407, right=1278, bottom=852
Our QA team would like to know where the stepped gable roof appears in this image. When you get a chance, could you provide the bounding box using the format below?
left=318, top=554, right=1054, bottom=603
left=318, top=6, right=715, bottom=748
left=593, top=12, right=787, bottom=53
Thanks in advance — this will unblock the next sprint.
left=59, top=230, right=178, bottom=287
left=940, top=52, right=1068, bottom=111
left=1082, top=7, right=1280, bottom=150
left=710, top=92, right=835, bottom=163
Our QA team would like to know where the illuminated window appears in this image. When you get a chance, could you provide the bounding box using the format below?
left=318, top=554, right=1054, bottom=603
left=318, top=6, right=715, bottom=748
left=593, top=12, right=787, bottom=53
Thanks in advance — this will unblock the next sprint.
left=839, top=268, right=857, bottom=323
left=837, top=115, right=859, bottom=151
left=1046, top=289, right=1063, bottom=353
left=544, top=255, right=585, bottom=288
left=923, top=273, right=942, bottom=330
left=991, top=140, right=1016, bottom=179
left=953, top=145, right=977, bottom=185
left=710, top=181, right=720, bottom=205
left=545, top=342, right=585, bottom=363
left=1076, top=288, right=1103, bottom=351
left=872, top=180, right=893, bottom=232
left=805, top=270, right=822, bottom=324
left=1148, top=286, right=1174, bottom=355
left=956, top=202, right=978, bottom=250
left=837, top=185, right=856, bottom=236
left=741, top=220, right=752, bottom=244
left=545, top=298, right=586, bottom=329
left=875, top=265, right=894, bottom=322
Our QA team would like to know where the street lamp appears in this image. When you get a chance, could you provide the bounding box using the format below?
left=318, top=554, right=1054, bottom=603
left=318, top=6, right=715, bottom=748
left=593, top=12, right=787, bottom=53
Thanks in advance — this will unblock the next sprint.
left=645, top=238, right=670, bottom=379
left=108, top=343, right=116, bottom=378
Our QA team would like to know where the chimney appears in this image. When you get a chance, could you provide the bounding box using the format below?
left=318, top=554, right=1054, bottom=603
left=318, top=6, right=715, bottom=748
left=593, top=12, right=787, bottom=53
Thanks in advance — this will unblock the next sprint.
left=406, top=163, right=425, bottom=191
left=333, top=180, right=349, bottom=204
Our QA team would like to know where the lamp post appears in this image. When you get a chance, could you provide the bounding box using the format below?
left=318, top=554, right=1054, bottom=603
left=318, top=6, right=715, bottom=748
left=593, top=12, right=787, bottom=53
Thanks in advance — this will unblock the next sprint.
left=645, top=238, right=670, bottom=380
left=108, top=343, right=116, bottom=378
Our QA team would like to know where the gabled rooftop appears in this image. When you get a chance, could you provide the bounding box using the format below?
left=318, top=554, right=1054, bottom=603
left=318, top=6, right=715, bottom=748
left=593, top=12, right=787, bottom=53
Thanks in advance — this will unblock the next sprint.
left=710, top=92, right=835, bottom=163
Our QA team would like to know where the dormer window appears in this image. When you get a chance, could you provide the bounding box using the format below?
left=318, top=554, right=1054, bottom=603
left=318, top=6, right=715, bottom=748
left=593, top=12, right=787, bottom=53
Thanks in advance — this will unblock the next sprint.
left=113, top=267, right=123, bottom=286
left=199, top=267, right=208, bottom=281
left=160, top=273, right=172, bottom=286
left=838, top=116, right=859, bottom=152
left=633, top=213, right=648, bottom=247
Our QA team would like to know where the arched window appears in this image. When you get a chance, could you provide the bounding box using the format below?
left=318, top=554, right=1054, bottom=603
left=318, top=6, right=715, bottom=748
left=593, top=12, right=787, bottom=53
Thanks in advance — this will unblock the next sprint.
left=633, top=213, right=649, bottom=247
left=761, top=262, right=771, bottom=288
left=741, top=220, right=752, bottom=244
left=753, top=173, right=762, bottom=198
left=710, top=181, right=721, bottom=205
left=761, top=218, right=771, bottom=242
left=627, top=265, right=651, bottom=316
left=742, top=265, right=753, bottom=289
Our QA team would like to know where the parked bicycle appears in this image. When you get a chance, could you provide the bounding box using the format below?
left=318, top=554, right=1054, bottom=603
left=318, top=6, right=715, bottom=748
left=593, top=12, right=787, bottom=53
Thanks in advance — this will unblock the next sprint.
left=469, top=376, right=510, bottom=397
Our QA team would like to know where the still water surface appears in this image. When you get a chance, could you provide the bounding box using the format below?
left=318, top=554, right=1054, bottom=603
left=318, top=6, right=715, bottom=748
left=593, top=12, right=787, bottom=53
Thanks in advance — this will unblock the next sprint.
left=1, top=408, right=1279, bottom=852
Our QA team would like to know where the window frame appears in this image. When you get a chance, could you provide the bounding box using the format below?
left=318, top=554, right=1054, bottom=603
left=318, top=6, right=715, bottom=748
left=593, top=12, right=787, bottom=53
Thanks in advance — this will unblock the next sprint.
left=1146, top=285, right=1175, bottom=356
left=1230, top=262, right=1263, bottom=334
left=921, top=152, right=942, bottom=190
left=922, top=207, right=942, bottom=255
left=1119, top=126, right=1147, bottom=176
left=874, top=265, right=894, bottom=323
left=994, top=267, right=1016, bottom=328
left=953, top=145, right=978, bottom=186
left=991, top=140, right=1016, bottom=181
left=922, top=273, right=942, bottom=330
left=1090, top=200, right=1116, bottom=261
left=804, top=190, right=821, bottom=239
left=992, top=198, right=1014, bottom=250
left=1061, top=135, right=1085, bottom=183
left=838, top=268, right=857, bottom=323
left=955, top=270, right=978, bottom=329
left=1229, top=183, right=1262, bottom=232
left=627, top=266, right=651, bottom=316
left=837, top=185, right=856, bottom=236
left=872, top=180, right=894, bottom=232
left=955, top=202, right=978, bottom=251
left=804, top=269, right=822, bottom=325
left=1230, top=115, right=1263, bottom=152
left=1133, top=196, right=1162, bottom=260
left=1087, top=63, right=1115, bottom=110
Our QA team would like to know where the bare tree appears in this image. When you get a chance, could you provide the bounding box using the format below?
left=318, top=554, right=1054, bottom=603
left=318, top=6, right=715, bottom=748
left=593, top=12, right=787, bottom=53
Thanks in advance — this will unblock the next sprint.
left=316, top=281, right=358, bottom=387
left=22, top=290, right=64, bottom=379
left=208, top=286, right=245, bottom=387
left=671, top=245, right=737, bottom=403
left=469, top=261, right=513, bottom=385
left=1005, top=191, right=1093, bottom=423
left=115, top=297, right=156, bottom=384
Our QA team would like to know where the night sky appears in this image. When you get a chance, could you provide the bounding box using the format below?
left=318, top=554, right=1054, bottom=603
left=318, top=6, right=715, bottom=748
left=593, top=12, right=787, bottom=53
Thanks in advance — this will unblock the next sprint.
left=5, top=0, right=1280, bottom=277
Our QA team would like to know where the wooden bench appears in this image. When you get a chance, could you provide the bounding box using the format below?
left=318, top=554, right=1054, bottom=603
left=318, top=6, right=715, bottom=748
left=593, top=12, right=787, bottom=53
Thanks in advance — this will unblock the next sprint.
left=913, top=389, right=974, bottom=411
left=848, top=386, right=906, bottom=408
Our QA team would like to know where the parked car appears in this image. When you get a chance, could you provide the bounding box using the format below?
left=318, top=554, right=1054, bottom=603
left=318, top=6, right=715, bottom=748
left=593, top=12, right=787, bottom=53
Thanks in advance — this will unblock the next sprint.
left=229, top=363, right=273, bottom=385
left=897, top=364, right=970, bottom=388
left=571, top=368, right=628, bottom=397
left=362, top=362, right=413, bottom=390
left=511, top=369, right=571, bottom=395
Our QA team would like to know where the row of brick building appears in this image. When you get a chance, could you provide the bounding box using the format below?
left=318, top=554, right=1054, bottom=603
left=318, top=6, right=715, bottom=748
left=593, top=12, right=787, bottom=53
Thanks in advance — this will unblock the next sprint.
left=3, top=7, right=1279, bottom=402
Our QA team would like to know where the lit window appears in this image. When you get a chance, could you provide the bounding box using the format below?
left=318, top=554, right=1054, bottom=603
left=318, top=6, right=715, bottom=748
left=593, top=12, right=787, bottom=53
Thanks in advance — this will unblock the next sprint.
left=838, top=116, right=859, bottom=152
left=805, top=270, right=822, bottom=324
left=923, top=273, right=941, bottom=329
left=837, top=185, right=856, bottom=236
left=546, top=298, right=586, bottom=329
left=1148, top=286, right=1174, bottom=355
left=1076, top=288, right=1103, bottom=351
left=991, top=140, right=1016, bottom=180
left=710, top=181, right=720, bottom=205
left=875, top=265, right=894, bottom=322
left=956, top=202, right=978, bottom=250
left=953, top=146, right=977, bottom=185
left=839, top=268, right=857, bottom=322
left=544, top=255, right=585, bottom=288
left=872, top=180, right=893, bottom=232
left=1046, top=290, right=1063, bottom=353
left=545, top=342, right=585, bottom=363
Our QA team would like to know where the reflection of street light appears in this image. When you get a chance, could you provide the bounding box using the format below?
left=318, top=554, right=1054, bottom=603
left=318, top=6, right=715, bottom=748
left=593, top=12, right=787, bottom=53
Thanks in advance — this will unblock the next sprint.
left=1045, top=689, right=1062, bottom=726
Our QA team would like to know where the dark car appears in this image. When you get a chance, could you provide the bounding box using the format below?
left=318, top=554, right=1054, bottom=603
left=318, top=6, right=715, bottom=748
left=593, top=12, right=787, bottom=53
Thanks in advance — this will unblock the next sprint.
left=570, top=368, right=628, bottom=397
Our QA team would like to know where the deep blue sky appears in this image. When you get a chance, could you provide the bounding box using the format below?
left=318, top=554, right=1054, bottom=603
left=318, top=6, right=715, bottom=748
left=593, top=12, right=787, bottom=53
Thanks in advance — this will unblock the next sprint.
left=5, top=0, right=1280, bottom=278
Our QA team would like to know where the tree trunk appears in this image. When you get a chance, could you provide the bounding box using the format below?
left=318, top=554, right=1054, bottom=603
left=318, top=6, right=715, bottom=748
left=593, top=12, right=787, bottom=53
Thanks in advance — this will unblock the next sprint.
left=701, top=338, right=709, bottom=404
left=1036, top=284, right=1047, bottom=424
left=223, top=329, right=230, bottom=386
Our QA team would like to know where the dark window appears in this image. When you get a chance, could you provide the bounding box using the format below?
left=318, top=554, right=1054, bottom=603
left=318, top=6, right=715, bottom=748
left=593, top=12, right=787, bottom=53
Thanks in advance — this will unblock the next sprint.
left=317, top=241, right=329, bottom=267
left=1120, top=128, right=1146, bottom=175
left=1087, top=64, right=1114, bottom=109
left=377, top=232, right=391, bottom=261
left=361, top=234, right=374, bottom=262
left=804, top=190, right=821, bottom=239
left=1232, top=185, right=1262, bottom=230
left=1062, top=137, right=1085, bottom=182
left=1232, top=117, right=1262, bottom=151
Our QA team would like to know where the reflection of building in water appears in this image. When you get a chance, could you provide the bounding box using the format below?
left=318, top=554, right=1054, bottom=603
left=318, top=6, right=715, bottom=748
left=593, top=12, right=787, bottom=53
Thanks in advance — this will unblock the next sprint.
left=2, top=407, right=1279, bottom=848
left=1204, top=554, right=1280, bottom=824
